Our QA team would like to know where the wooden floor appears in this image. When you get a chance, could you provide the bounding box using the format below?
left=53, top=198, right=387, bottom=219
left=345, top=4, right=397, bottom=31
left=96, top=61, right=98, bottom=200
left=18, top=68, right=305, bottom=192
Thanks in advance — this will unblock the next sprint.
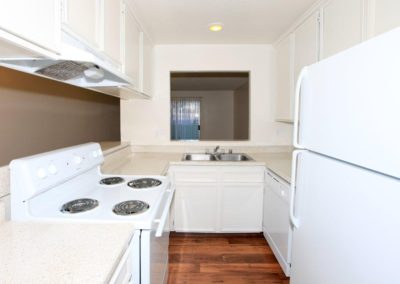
left=168, top=232, right=290, bottom=284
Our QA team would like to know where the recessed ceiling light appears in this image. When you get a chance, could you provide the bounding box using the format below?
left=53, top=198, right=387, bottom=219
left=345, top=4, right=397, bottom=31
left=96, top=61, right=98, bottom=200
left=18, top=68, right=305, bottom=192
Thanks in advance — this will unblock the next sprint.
left=208, top=23, right=223, bottom=32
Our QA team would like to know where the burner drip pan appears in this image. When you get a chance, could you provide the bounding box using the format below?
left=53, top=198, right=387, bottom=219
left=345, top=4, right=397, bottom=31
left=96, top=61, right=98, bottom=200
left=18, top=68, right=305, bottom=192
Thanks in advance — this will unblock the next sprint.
left=100, top=177, right=125, bottom=185
left=61, top=198, right=99, bottom=214
left=113, top=200, right=150, bottom=216
left=127, top=178, right=162, bottom=189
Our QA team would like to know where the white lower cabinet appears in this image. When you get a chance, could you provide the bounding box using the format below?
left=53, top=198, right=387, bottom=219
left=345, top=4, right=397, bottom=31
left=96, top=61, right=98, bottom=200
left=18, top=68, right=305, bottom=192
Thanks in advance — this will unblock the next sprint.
left=109, top=234, right=135, bottom=284
left=170, top=165, right=264, bottom=233
left=220, top=184, right=263, bottom=232
left=174, top=183, right=218, bottom=232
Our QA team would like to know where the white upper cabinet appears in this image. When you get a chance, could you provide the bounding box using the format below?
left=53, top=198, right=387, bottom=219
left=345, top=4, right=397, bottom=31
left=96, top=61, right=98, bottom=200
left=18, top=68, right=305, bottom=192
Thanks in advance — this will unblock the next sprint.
left=103, top=0, right=123, bottom=66
left=275, top=35, right=293, bottom=122
left=62, top=0, right=101, bottom=49
left=123, top=5, right=141, bottom=89
left=141, top=32, right=153, bottom=96
left=275, top=13, right=319, bottom=122
left=371, top=0, right=400, bottom=37
left=293, top=13, right=319, bottom=85
left=0, top=0, right=60, bottom=53
left=321, top=0, right=364, bottom=59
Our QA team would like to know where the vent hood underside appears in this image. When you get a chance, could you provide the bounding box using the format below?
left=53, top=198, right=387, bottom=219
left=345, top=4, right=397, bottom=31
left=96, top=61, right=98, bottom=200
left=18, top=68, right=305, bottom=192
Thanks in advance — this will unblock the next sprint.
left=0, top=32, right=145, bottom=99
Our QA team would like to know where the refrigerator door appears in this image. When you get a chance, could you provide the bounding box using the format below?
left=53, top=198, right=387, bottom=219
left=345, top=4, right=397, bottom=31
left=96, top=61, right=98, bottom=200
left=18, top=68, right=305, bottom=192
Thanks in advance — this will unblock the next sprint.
left=290, top=151, right=400, bottom=284
left=294, top=27, right=400, bottom=178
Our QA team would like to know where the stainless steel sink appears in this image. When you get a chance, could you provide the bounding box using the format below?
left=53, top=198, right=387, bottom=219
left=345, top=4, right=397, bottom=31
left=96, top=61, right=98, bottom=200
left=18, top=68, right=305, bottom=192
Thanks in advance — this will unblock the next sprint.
left=215, top=153, right=253, bottom=161
left=182, top=153, right=253, bottom=161
left=182, top=153, right=217, bottom=161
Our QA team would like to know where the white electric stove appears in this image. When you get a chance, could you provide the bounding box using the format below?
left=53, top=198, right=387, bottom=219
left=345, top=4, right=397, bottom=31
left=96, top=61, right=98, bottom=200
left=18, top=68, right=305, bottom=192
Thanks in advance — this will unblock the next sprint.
left=9, top=143, right=174, bottom=284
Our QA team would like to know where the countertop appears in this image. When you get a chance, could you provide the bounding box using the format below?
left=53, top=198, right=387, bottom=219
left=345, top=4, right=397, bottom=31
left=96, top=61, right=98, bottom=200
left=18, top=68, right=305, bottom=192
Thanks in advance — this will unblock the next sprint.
left=102, top=151, right=292, bottom=183
left=251, top=152, right=292, bottom=183
left=0, top=222, right=135, bottom=284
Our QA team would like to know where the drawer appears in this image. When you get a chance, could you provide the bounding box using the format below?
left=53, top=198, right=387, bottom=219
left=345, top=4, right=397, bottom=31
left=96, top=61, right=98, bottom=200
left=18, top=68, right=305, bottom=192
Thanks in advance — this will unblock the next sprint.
left=174, top=171, right=218, bottom=183
left=222, top=168, right=264, bottom=183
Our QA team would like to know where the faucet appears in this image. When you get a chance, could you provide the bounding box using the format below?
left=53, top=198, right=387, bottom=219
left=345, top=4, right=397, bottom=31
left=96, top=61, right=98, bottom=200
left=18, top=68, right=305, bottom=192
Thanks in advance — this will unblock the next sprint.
left=213, top=145, right=220, bottom=153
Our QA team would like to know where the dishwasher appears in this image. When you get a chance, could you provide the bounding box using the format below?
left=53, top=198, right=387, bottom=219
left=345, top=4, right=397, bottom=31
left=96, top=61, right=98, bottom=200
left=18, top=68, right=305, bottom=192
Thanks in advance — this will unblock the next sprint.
left=263, top=169, right=292, bottom=276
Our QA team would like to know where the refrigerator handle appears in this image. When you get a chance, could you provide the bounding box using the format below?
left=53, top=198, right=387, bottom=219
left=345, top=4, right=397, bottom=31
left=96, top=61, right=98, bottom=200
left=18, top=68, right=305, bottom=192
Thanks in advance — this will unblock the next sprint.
left=290, top=150, right=303, bottom=229
left=293, top=67, right=308, bottom=149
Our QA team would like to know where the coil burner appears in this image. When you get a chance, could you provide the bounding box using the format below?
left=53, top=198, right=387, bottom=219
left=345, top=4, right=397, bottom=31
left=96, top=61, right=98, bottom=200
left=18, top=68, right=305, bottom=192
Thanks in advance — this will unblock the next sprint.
left=113, top=200, right=150, bottom=216
left=99, top=177, right=125, bottom=186
left=127, top=178, right=162, bottom=189
left=61, top=198, right=99, bottom=214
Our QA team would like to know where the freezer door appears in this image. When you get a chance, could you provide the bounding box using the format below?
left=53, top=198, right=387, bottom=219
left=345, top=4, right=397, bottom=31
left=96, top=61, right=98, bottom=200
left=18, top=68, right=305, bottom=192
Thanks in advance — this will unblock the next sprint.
left=294, top=27, right=400, bottom=178
left=290, top=151, right=400, bottom=284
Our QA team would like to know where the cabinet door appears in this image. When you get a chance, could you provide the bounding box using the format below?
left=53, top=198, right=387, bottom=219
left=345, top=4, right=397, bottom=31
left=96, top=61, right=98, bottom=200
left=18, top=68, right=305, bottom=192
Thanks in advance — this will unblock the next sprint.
left=220, top=184, right=263, bottom=232
left=322, top=0, right=364, bottom=59
left=174, top=183, right=218, bottom=232
left=62, top=0, right=100, bottom=49
left=103, top=0, right=123, bottom=65
left=123, top=6, right=141, bottom=88
left=372, top=0, right=400, bottom=36
left=0, top=0, right=60, bottom=53
left=141, top=32, right=153, bottom=96
left=294, top=13, right=319, bottom=86
left=275, top=35, right=293, bottom=121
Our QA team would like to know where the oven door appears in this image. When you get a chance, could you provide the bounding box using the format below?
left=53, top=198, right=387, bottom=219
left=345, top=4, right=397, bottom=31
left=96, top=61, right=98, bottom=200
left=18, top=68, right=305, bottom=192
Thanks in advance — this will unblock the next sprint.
left=141, top=187, right=175, bottom=284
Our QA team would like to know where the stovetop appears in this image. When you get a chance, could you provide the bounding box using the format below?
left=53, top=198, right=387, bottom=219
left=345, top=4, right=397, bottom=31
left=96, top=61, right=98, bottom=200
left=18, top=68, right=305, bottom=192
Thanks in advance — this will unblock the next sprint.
left=9, top=143, right=171, bottom=230
left=24, top=172, right=169, bottom=229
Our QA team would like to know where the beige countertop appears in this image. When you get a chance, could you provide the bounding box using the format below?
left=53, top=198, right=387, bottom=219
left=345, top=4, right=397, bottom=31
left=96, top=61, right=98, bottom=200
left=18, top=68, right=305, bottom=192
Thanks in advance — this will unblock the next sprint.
left=99, top=141, right=130, bottom=155
left=251, top=152, right=292, bottom=183
left=102, top=151, right=292, bottom=183
left=0, top=222, right=135, bottom=284
left=103, top=152, right=183, bottom=176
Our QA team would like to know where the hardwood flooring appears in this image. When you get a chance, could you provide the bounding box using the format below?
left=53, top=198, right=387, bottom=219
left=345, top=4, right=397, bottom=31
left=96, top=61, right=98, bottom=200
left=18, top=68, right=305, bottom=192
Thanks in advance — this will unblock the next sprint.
left=168, top=232, right=290, bottom=284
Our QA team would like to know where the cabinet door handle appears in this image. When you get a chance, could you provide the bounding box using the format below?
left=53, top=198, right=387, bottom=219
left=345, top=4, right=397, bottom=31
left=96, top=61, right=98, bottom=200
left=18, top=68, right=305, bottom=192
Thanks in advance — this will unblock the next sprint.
left=293, top=67, right=308, bottom=149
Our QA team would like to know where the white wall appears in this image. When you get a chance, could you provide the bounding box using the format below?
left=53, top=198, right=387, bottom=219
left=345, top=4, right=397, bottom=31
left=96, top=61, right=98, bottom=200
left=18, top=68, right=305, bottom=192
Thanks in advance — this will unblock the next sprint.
left=121, top=44, right=292, bottom=146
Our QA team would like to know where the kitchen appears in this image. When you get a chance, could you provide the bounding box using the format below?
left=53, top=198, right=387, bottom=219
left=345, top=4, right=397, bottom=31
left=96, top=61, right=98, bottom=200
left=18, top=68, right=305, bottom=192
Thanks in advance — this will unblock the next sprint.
left=0, top=0, right=399, bottom=283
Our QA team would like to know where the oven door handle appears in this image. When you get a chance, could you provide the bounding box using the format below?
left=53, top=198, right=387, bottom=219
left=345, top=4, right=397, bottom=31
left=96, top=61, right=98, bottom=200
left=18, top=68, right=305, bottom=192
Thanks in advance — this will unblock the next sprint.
left=155, top=187, right=175, bottom=237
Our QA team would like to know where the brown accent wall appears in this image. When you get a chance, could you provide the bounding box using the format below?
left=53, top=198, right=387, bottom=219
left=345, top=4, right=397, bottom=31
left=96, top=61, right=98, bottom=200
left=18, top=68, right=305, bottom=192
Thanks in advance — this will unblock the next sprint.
left=0, top=67, right=120, bottom=166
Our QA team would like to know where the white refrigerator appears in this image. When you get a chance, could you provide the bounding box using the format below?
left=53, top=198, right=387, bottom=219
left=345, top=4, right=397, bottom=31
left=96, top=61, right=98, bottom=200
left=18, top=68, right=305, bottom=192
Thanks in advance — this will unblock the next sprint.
left=290, top=27, right=400, bottom=284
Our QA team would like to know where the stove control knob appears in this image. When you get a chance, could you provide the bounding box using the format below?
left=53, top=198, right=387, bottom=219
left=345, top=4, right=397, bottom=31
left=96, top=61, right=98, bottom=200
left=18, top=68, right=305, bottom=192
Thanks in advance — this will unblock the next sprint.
left=73, top=156, right=83, bottom=165
left=36, top=168, right=47, bottom=179
left=48, top=164, right=58, bottom=175
left=92, top=151, right=98, bottom=158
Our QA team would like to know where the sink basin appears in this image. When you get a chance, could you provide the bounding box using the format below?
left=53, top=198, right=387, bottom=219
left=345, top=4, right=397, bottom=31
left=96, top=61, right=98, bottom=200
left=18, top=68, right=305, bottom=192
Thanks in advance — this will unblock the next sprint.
left=182, top=153, right=253, bottom=161
left=182, top=153, right=217, bottom=161
left=215, top=153, right=253, bottom=161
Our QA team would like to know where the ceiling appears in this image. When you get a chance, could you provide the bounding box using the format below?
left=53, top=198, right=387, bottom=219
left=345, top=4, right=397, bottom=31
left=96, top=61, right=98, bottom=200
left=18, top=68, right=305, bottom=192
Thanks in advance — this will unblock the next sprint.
left=171, top=72, right=249, bottom=91
left=131, top=0, right=318, bottom=44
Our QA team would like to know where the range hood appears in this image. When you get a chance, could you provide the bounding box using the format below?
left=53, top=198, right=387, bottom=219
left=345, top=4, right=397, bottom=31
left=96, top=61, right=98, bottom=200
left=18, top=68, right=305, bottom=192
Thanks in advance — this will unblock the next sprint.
left=0, top=33, right=142, bottom=99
